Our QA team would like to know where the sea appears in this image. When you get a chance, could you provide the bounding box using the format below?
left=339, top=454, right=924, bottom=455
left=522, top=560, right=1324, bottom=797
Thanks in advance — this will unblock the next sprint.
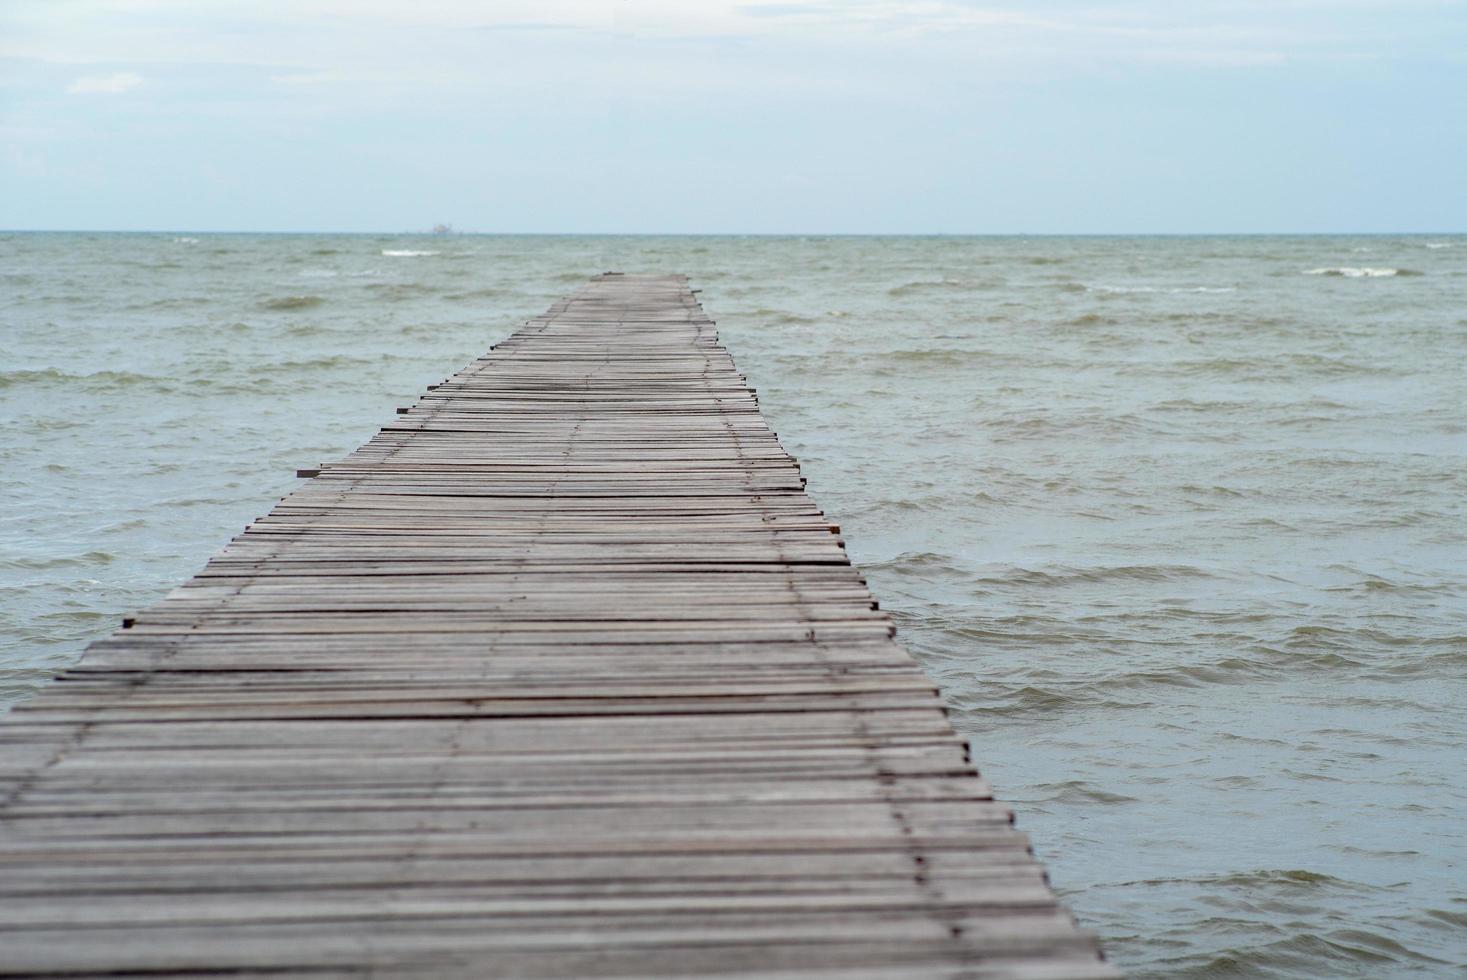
left=2, top=232, right=1464, bottom=977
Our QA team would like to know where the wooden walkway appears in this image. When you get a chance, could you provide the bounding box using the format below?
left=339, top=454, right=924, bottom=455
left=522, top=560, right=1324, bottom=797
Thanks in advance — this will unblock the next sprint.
left=0, top=275, right=1115, bottom=978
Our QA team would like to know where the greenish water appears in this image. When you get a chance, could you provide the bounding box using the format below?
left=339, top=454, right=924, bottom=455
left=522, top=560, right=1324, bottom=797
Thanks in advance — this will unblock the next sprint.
left=2, top=232, right=1465, bottom=977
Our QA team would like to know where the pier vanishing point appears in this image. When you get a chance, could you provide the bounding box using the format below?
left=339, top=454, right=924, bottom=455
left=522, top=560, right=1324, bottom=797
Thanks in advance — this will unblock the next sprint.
left=0, top=275, right=1115, bottom=978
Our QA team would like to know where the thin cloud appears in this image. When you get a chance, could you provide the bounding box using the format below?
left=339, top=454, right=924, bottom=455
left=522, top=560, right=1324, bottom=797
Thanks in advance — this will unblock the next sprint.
left=473, top=22, right=583, bottom=33
left=8, top=2, right=1452, bottom=75
left=268, top=71, right=340, bottom=85
left=66, top=71, right=142, bottom=94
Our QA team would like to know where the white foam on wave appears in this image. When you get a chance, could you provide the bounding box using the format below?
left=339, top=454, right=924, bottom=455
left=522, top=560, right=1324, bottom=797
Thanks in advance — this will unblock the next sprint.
left=1303, top=267, right=1402, bottom=278
left=382, top=249, right=439, bottom=257
left=1425, top=243, right=1453, bottom=249
left=172, top=237, right=199, bottom=244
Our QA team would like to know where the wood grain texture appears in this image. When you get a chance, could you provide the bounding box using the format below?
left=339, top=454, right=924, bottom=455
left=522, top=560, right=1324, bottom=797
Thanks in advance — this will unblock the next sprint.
left=0, top=275, right=1116, bottom=978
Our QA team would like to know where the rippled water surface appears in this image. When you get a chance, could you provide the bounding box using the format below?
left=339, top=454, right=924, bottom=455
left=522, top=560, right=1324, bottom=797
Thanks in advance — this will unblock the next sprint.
left=3, top=233, right=1465, bottom=976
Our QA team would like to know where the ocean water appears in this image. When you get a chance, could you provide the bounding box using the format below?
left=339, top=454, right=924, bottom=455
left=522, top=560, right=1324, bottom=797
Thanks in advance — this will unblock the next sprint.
left=2, top=232, right=1465, bottom=977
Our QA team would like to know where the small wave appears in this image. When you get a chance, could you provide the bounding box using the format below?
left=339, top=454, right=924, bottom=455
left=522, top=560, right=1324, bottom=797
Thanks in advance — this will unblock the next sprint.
left=400, top=323, right=455, bottom=337
left=1303, top=267, right=1420, bottom=278
left=979, top=412, right=1157, bottom=439
left=1061, top=313, right=1116, bottom=326
left=1424, top=242, right=1453, bottom=249
left=261, top=295, right=325, bottom=311
left=973, top=563, right=1215, bottom=587
left=888, top=278, right=971, bottom=297
left=1167, top=930, right=1447, bottom=976
left=171, top=236, right=199, bottom=244
left=1130, top=868, right=1364, bottom=891
left=1179, top=482, right=1247, bottom=497
left=2, top=550, right=116, bottom=570
left=382, top=249, right=439, bottom=257
left=1164, top=354, right=1386, bottom=379
left=1027, top=780, right=1138, bottom=805
left=1090, top=284, right=1236, bottom=294
left=1373, top=648, right=1467, bottom=678
left=1424, top=908, right=1467, bottom=928
left=444, top=288, right=505, bottom=301
left=123, top=296, right=213, bottom=311
left=1323, top=574, right=1451, bottom=596
left=1286, top=624, right=1425, bottom=650
left=0, top=368, right=159, bottom=392
left=283, top=323, right=332, bottom=337
left=964, top=683, right=1147, bottom=718
left=367, top=283, right=438, bottom=302
left=747, top=307, right=819, bottom=325
left=870, top=551, right=972, bottom=577
left=254, top=355, right=375, bottom=372
left=882, top=349, right=974, bottom=367
left=1094, top=660, right=1277, bottom=692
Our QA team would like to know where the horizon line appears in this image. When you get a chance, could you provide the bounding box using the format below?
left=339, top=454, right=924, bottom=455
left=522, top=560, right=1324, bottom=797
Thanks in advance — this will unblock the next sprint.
left=3, top=228, right=1465, bottom=237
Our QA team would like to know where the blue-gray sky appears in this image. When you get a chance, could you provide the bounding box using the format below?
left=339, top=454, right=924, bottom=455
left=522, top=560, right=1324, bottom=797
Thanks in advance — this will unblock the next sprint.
left=3, top=1, right=1464, bottom=233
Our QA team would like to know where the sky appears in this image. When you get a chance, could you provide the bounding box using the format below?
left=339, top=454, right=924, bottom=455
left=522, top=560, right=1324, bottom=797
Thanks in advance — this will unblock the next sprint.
left=2, top=0, right=1464, bottom=233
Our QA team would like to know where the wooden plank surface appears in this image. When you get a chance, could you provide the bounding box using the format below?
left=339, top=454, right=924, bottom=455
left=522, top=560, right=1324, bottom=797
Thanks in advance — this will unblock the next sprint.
left=0, top=274, right=1116, bottom=978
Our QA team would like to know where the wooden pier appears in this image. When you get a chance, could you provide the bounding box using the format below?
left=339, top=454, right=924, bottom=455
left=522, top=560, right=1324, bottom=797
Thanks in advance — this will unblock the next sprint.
left=0, top=275, right=1115, bottom=978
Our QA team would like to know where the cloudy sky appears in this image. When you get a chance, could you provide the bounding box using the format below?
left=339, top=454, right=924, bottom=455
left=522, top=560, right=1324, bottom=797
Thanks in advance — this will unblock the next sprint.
left=2, top=1, right=1463, bottom=232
